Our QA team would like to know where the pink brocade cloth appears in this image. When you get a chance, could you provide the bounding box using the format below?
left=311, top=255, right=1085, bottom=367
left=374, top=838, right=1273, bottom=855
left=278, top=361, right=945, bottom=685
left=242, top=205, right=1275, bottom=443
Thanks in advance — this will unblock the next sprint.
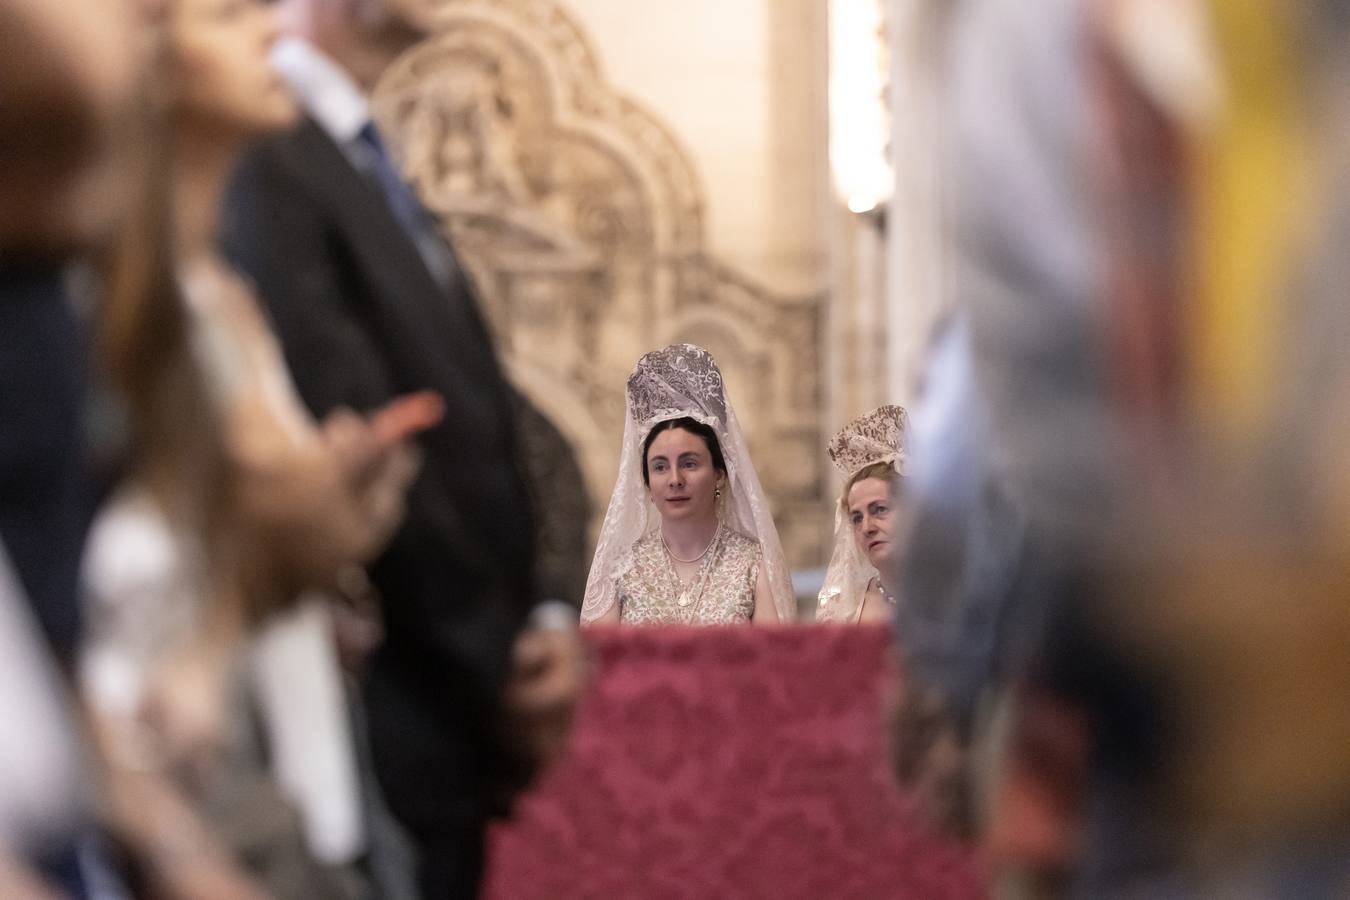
left=484, top=626, right=986, bottom=898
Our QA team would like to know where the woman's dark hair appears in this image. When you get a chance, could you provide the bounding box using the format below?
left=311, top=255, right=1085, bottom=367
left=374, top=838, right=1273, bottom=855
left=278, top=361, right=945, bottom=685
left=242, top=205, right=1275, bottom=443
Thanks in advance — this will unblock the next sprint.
left=641, top=417, right=726, bottom=487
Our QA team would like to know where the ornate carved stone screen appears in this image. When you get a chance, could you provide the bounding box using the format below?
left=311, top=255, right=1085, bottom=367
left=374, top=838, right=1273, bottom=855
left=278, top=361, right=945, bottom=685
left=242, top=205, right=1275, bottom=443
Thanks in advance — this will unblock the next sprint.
left=373, top=0, right=828, bottom=572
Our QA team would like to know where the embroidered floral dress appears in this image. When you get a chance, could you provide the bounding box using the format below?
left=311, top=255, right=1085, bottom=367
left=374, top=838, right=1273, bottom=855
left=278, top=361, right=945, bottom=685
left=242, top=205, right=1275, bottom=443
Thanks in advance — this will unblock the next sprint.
left=615, top=527, right=761, bottom=625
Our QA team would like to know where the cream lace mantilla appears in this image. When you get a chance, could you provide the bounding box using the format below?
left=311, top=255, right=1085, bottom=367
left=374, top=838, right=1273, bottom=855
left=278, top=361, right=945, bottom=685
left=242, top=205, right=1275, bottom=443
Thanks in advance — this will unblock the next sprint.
left=582, top=344, right=795, bottom=624
left=818, top=405, right=909, bottom=623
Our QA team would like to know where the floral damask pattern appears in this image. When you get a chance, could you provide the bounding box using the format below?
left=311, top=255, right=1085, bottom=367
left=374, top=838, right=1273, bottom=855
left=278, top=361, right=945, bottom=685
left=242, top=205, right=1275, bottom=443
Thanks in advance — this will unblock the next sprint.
left=484, top=626, right=985, bottom=899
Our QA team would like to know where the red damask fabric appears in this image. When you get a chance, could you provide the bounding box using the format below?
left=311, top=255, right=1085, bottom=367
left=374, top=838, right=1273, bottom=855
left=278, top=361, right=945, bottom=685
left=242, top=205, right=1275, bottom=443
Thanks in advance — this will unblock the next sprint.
left=484, top=626, right=985, bottom=898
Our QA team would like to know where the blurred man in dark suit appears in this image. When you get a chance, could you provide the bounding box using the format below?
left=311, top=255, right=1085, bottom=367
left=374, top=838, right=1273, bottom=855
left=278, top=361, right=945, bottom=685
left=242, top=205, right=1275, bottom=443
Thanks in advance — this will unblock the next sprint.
left=222, top=2, right=581, bottom=896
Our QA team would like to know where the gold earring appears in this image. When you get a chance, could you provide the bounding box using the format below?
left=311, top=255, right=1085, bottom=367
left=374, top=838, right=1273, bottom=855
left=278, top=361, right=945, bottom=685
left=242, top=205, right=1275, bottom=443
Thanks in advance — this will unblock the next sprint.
left=715, top=487, right=722, bottom=499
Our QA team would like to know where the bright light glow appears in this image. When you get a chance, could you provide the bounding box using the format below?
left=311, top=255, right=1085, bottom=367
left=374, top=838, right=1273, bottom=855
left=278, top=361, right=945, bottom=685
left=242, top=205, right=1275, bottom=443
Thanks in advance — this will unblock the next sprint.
left=829, top=0, right=893, bottom=215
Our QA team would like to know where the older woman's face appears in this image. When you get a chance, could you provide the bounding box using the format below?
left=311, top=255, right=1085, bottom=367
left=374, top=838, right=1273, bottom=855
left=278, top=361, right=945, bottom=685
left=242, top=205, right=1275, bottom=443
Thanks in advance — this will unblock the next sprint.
left=847, top=476, right=898, bottom=570
left=170, top=0, right=294, bottom=136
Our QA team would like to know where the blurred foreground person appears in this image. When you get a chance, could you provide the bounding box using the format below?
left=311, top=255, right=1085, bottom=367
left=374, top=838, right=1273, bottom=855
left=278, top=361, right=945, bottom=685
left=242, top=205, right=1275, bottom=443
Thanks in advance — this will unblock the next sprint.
left=899, top=0, right=1350, bottom=896
left=223, top=1, right=583, bottom=894
left=0, top=0, right=143, bottom=678
left=83, top=0, right=434, bottom=894
left=0, top=0, right=146, bottom=893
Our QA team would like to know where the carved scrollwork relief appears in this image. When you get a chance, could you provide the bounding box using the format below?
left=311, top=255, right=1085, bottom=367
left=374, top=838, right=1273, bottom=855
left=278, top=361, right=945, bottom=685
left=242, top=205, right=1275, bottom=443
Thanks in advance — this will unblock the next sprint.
left=374, top=0, right=828, bottom=571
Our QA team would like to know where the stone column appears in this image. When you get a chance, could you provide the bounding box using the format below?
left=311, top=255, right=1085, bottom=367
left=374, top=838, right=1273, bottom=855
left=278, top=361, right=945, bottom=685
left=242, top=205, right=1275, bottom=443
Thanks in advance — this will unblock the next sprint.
left=885, top=0, right=954, bottom=405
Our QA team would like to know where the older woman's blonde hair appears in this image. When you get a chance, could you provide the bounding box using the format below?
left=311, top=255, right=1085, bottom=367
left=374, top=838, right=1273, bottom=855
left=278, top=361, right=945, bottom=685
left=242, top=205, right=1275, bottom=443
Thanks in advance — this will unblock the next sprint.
left=841, top=460, right=901, bottom=513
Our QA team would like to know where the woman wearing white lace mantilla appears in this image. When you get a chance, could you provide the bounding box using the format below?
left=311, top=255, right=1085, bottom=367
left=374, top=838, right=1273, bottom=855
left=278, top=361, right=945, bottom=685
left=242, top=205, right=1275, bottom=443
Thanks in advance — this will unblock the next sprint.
left=582, top=344, right=795, bottom=626
left=817, top=405, right=909, bottom=623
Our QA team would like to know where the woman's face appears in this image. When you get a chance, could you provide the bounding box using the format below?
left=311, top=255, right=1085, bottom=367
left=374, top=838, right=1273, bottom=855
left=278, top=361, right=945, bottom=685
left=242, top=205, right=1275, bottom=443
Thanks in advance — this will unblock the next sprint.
left=0, top=0, right=147, bottom=250
left=170, top=0, right=294, bottom=136
left=847, top=476, right=898, bottom=570
left=646, top=427, right=723, bottom=526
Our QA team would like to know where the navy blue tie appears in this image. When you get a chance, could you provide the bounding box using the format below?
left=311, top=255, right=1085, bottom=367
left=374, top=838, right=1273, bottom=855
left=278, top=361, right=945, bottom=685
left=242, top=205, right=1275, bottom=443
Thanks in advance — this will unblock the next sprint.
left=355, top=122, right=458, bottom=290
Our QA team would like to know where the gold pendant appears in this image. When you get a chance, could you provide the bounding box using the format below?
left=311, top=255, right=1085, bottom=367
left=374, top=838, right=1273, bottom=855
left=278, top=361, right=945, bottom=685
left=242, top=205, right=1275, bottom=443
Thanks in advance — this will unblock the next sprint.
left=677, top=591, right=692, bottom=607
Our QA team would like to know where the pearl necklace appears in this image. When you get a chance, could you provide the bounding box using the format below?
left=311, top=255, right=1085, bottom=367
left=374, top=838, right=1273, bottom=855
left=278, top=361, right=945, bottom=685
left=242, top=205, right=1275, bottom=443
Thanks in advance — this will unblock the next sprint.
left=878, top=580, right=898, bottom=606
left=662, top=522, right=722, bottom=564
left=665, top=523, right=723, bottom=609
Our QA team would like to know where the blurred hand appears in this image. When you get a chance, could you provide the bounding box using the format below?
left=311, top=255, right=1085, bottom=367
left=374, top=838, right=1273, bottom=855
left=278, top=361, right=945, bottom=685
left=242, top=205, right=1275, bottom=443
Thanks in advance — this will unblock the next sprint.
left=505, top=622, right=586, bottom=775
left=321, top=391, right=443, bottom=555
left=103, top=767, right=269, bottom=900
left=983, top=689, right=1089, bottom=880
left=236, top=390, right=442, bottom=606
left=317, top=410, right=414, bottom=562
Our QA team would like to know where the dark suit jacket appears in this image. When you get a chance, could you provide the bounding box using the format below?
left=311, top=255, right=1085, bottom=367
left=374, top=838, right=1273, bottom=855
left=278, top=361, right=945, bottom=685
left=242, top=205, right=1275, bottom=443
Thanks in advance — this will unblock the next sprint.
left=0, top=266, right=90, bottom=668
left=221, top=118, right=537, bottom=842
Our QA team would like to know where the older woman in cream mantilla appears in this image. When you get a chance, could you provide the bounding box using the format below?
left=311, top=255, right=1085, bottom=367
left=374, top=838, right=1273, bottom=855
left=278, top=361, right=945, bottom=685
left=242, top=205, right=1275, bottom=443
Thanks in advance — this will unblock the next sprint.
left=817, top=405, right=909, bottom=623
